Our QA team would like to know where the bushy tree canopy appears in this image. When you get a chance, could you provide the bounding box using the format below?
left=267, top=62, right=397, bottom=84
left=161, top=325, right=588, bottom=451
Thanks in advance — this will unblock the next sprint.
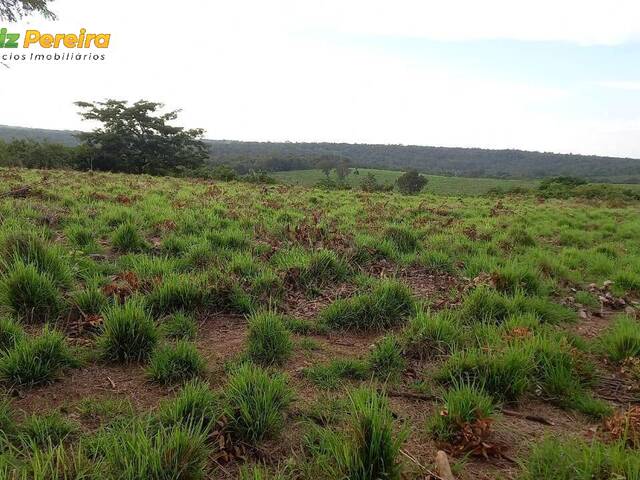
left=396, top=170, right=428, bottom=194
left=0, top=0, right=55, bottom=21
left=74, top=100, right=208, bottom=174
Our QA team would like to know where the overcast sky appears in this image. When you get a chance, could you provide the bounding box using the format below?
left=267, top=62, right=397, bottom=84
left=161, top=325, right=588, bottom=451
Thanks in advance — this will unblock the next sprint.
left=4, top=0, right=640, bottom=157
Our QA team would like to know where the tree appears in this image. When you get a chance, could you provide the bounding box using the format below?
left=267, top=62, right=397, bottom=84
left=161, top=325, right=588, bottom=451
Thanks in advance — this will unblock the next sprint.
left=396, top=170, right=428, bottom=195
left=74, top=100, right=208, bottom=174
left=0, top=0, right=55, bottom=21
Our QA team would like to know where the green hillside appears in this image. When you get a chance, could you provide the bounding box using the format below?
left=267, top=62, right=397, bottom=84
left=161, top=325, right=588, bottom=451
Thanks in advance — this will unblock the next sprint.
left=273, top=168, right=538, bottom=195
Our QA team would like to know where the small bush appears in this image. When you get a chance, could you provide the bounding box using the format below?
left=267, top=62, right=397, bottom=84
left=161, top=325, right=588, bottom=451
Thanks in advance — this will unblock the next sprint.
left=428, top=382, right=495, bottom=441
left=0, top=261, right=64, bottom=322
left=368, top=335, right=405, bottom=381
left=224, top=363, right=293, bottom=444
left=111, top=222, right=146, bottom=252
left=147, top=341, right=206, bottom=385
left=19, top=411, right=77, bottom=447
left=320, top=280, right=414, bottom=330
left=597, top=315, right=640, bottom=362
left=98, top=298, right=158, bottom=363
left=0, top=326, right=76, bottom=387
left=0, top=317, right=25, bottom=352
left=159, top=311, right=197, bottom=340
left=246, top=312, right=292, bottom=366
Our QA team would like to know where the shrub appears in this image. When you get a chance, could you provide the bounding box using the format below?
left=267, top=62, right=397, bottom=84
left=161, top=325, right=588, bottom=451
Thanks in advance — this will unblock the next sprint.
left=98, top=298, right=158, bottom=363
left=0, top=326, right=76, bottom=387
left=597, top=315, right=640, bottom=362
left=224, top=363, right=293, bottom=444
left=155, top=380, right=218, bottom=431
left=246, top=312, right=292, bottom=366
left=0, top=261, right=64, bottom=322
left=320, top=280, right=414, bottom=330
left=368, top=335, right=405, bottom=381
left=159, top=312, right=197, bottom=340
left=403, top=310, right=462, bottom=358
left=0, top=317, right=25, bottom=352
left=147, top=341, right=206, bottom=385
left=428, top=382, right=495, bottom=441
left=111, top=222, right=146, bottom=252
left=396, top=170, right=427, bottom=195
left=383, top=226, right=419, bottom=253
left=19, top=411, right=78, bottom=447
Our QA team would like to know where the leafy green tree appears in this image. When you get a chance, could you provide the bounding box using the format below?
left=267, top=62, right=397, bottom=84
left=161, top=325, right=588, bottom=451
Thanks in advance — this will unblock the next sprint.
left=396, top=170, right=428, bottom=195
left=74, top=100, right=208, bottom=174
left=0, top=0, right=55, bottom=21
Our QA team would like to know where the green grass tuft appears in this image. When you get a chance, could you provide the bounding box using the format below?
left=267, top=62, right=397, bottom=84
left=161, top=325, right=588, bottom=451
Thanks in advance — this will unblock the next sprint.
left=428, top=382, right=495, bottom=441
left=0, top=261, right=64, bottom=322
left=596, top=315, right=640, bottom=362
left=320, top=279, right=414, bottom=330
left=224, top=363, right=293, bottom=444
left=98, top=298, right=158, bottom=363
left=246, top=311, right=293, bottom=366
left=0, top=326, right=76, bottom=387
left=147, top=341, right=206, bottom=385
left=159, top=311, right=197, bottom=340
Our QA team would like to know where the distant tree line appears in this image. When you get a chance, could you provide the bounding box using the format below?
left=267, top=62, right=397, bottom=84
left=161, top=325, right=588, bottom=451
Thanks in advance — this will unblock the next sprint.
left=4, top=117, right=640, bottom=183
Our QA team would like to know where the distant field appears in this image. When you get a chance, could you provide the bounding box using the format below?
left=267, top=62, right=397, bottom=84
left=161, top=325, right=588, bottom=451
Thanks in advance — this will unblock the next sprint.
left=272, top=168, right=538, bottom=195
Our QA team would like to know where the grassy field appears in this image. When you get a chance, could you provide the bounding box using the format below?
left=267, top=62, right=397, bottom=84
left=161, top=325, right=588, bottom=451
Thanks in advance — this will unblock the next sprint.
left=273, top=168, right=539, bottom=195
left=0, top=167, right=639, bottom=479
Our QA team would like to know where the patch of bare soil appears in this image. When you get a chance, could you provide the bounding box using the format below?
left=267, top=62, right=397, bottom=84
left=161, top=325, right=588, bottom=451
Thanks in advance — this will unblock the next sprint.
left=282, top=282, right=358, bottom=319
left=9, top=362, right=168, bottom=425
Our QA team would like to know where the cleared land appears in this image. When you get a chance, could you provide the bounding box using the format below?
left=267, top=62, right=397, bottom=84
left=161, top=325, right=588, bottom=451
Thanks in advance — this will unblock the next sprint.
left=0, top=167, right=639, bottom=479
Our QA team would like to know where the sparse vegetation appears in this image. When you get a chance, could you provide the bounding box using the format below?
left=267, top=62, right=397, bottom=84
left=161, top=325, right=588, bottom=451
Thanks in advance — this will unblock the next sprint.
left=0, top=166, right=639, bottom=479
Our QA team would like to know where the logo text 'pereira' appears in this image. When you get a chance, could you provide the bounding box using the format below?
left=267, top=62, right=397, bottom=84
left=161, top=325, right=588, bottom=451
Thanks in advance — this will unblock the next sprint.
left=0, top=28, right=110, bottom=48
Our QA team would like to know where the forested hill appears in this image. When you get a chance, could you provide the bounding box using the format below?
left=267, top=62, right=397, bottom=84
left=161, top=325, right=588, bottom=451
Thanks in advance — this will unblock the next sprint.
left=2, top=125, right=640, bottom=182
left=205, top=141, right=640, bottom=182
